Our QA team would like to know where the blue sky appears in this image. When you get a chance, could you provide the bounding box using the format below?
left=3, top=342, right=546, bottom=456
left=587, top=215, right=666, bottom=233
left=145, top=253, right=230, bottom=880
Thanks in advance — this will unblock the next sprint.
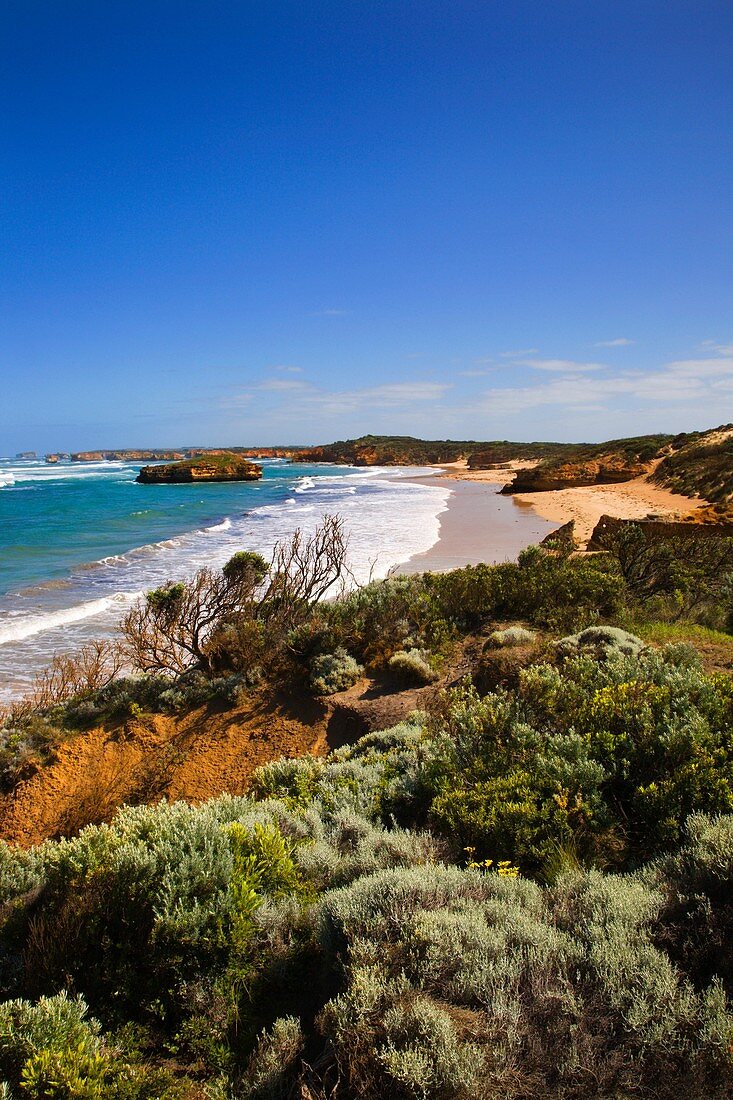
left=2, top=1, right=732, bottom=453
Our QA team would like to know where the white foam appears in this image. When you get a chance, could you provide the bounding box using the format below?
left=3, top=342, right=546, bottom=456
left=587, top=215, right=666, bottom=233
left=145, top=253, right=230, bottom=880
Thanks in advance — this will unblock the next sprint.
left=205, top=517, right=232, bottom=533
left=0, top=461, right=134, bottom=485
left=0, top=465, right=452, bottom=696
left=0, top=591, right=139, bottom=646
left=293, top=477, right=316, bottom=493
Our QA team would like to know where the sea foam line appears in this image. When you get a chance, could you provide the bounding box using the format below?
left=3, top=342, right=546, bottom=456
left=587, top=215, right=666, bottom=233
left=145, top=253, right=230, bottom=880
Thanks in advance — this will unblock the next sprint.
left=0, top=592, right=139, bottom=647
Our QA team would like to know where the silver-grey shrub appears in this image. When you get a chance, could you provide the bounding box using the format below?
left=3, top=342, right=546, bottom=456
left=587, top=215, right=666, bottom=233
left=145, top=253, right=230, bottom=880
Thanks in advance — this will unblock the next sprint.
left=556, top=624, right=646, bottom=658
left=387, top=648, right=437, bottom=685
left=309, top=647, right=363, bottom=695
left=314, top=862, right=733, bottom=1099
left=486, top=626, right=536, bottom=648
left=237, top=1016, right=304, bottom=1100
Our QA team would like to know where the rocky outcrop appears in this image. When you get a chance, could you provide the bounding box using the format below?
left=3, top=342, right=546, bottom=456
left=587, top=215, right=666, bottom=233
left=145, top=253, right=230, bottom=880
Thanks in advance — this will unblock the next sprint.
left=540, top=520, right=577, bottom=550
left=502, top=457, right=648, bottom=494
left=587, top=513, right=733, bottom=551
left=136, top=456, right=262, bottom=484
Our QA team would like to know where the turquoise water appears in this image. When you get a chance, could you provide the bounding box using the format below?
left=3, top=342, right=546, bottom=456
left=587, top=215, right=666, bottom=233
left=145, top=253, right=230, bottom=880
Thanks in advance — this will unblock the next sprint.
left=0, top=457, right=452, bottom=697
left=0, top=458, right=332, bottom=594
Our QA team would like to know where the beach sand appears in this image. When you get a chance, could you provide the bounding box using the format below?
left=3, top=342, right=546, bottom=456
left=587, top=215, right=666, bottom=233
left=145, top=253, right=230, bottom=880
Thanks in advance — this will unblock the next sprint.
left=396, top=478, right=555, bottom=574
left=395, top=458, right=707, bottom=575
left=435, top=460, right=706, bottom=545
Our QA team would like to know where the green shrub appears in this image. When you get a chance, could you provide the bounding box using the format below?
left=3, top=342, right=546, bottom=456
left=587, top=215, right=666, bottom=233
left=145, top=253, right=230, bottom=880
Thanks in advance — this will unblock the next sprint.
left=0, top=993, right=175, bottom=1098
left=426, top=645, right=733, bottom=870
left=387, top=649, right=437, bottom=685
left=309, top=648, right=363, bottom=695
left=0, top=716, right=63, bottom=793
left=237, top=1016, right=304, bottom=1099
left=428, top=546, right=624, bottom=631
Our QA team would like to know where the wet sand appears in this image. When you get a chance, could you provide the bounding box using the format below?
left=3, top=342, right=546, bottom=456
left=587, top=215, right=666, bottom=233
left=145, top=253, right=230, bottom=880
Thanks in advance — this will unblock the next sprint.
left=396, top=478, right=555, bottom=574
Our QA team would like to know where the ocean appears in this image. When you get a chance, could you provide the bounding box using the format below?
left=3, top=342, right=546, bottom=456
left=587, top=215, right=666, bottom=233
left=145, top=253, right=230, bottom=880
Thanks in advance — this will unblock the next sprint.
left=0, top=456, right=452, bottom=700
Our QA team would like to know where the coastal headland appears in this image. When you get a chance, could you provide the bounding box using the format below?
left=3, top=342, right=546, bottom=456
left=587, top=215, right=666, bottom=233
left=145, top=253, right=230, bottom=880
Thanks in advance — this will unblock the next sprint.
left=37, top=425, right=732, bottom=559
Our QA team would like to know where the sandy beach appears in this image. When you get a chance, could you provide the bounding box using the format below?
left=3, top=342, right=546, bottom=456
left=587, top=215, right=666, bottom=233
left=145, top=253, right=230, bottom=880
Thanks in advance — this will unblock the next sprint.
left=397, top=477, right=555, bottom=574
left=435, top=460, right=706, bottom=545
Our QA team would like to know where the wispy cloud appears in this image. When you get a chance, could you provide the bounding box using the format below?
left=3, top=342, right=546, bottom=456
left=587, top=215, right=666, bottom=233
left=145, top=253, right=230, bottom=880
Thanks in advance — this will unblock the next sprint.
left=701, top=340, right=733, bottom=356
left=311, top=308, right=350, bottom=317
left=301, top=381, right=451, bottom=416
left=271, top=364, right=303, bottom=373
left=226, top=379, right=451, bottom=419
left=594, top=337, right=634, bottom=348
left=516, top=358, right=605, bottom=373
left=257, top=378, right=309, bottom=392
left=478, top=350, right=733, bottom=416
left=500, top=348, right=539, bottom=358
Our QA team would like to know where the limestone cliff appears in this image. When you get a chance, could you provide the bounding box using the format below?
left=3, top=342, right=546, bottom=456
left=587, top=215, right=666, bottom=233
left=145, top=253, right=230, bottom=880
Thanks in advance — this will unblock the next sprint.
left=502, top=457, right=648, bottom=493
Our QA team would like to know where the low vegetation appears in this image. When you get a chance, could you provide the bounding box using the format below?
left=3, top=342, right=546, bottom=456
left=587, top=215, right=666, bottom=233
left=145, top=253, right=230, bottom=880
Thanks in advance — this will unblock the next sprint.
left=0, top=514, right=732, bottom=1097
left=653, top=428, right=733, bottom=503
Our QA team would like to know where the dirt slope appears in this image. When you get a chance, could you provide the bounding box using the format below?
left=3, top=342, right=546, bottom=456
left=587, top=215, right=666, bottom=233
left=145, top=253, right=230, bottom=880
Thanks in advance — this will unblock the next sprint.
left=0, top=672, right=447, bottom=848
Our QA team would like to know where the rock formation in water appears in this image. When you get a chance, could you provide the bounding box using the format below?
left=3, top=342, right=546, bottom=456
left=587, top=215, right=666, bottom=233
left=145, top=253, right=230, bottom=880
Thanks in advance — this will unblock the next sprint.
left=136, top=455, right=263, bottom=483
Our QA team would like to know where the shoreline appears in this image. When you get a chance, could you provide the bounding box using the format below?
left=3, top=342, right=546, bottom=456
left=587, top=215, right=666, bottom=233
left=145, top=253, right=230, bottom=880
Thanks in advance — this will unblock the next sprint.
left=432, top=460, right=706, bottom=546
left=396, top=476, right=555, bottom=574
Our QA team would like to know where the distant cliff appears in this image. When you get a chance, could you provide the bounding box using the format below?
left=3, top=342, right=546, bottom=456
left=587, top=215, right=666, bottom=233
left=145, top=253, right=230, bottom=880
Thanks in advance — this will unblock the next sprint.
left=136, top=455, right=263, bottom=484
left=293, top=435, right=481, bottom=466
left=68, top=450, right=184, bottom=463
left=498, top=427, right=733, bottom=500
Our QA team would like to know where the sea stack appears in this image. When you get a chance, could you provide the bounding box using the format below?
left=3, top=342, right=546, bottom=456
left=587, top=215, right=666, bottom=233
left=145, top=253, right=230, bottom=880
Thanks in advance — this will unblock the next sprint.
left=136, top=454, right=263, bottom=483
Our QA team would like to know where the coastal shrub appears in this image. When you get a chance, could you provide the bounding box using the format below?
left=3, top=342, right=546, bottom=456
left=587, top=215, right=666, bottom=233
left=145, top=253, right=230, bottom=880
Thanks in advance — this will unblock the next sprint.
left=237, top=1016, right=304, bottom=1099
left=600, top=522, right=733, bottom=627
left=322, top=574, right=448, bottom=666
left=314, top=863, right=733, bottom=1099
left=496, top=544, right=625, bottom=629
left=309, top=648, right=363, bottom=695
left=2, top=792, right=733, bottom=1095
left=0, top=993, right=176, bottom=1098
left=427, top=547, right=624, bottom=631
left=555, top=624, right=646, bottom=659
left=387, top=648, right=438, bottom=685
left=251, top=716, right=442, bottom=830
left=485, top=626, right=536, bottom=648
left=646, top=813, right=733, bottom=996
left=0, top=782, right=444, bottom=1020
left=122, top=517, right=350, bottom=678
left=256, top=651, right=733, bottom=874
left=47, top=671, right=248, bottom=728
left=25, top=640, right=124, bottom=711
left=425, top=644, right=733, bottom=870
left=0, top=715, right=63, bottom=792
